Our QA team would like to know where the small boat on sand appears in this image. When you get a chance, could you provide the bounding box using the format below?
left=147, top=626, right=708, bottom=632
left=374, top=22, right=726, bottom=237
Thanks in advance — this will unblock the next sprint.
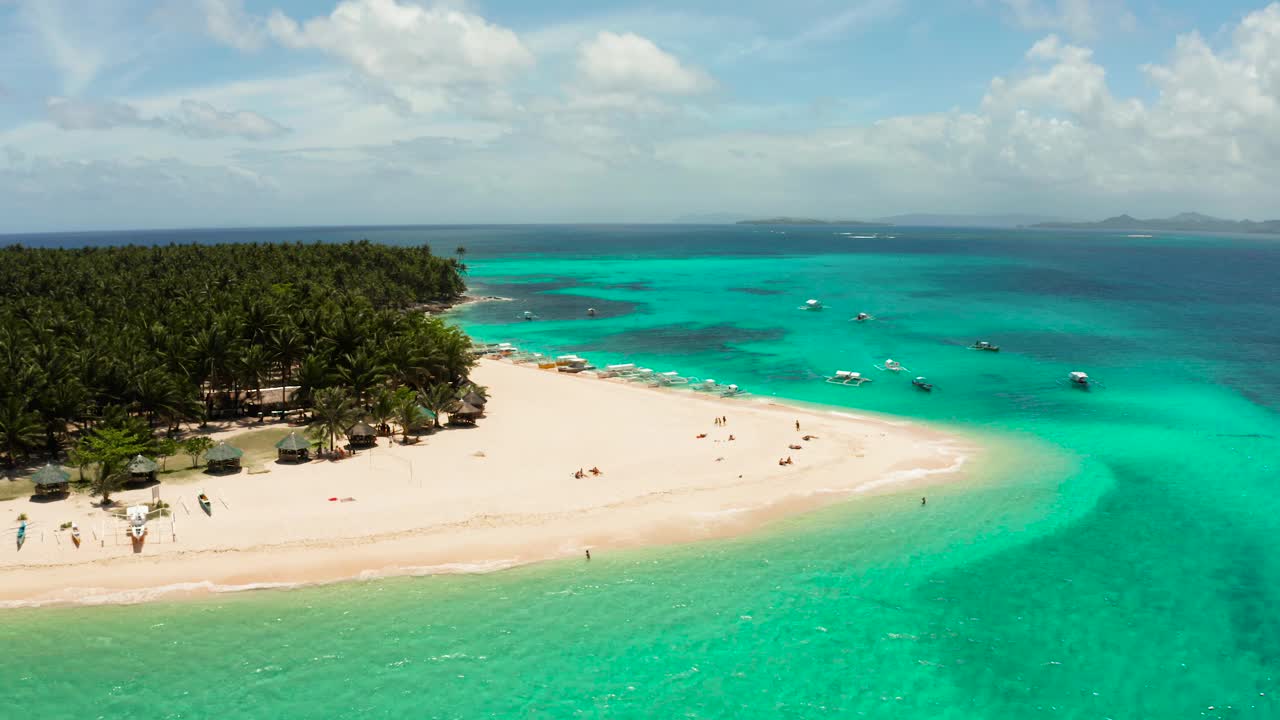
left=876, top=358, right=908, bottom=373
left=912, top=376, right=934, bottom=392
left=198, top=493, right=213, bottom=515
left=71, top=523, right=81, bottom=547
left=16, top=521, right=26, bottom=549
left=825, top=370, right=872, bottom=387
left=970, top=341, right=1000, bottom=352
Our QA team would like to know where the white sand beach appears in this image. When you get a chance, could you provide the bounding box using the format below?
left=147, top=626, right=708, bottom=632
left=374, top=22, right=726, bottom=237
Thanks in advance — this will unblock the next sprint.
left=0, top=358, right=977, bottom=607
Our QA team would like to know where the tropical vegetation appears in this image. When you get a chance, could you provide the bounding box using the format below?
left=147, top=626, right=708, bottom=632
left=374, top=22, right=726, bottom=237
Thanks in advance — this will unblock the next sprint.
left=0, top=240, right=475, bottom=469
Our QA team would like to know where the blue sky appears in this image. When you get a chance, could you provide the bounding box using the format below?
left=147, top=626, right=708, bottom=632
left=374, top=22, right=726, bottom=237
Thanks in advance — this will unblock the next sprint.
left=2, top=0, right=1279, bottom=231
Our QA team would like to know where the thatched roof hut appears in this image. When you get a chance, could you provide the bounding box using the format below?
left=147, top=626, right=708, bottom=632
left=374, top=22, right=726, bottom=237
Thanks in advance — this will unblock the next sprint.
left=450, top=401, right=482, bottom=425
left=274, top=432, right=311, bottom=462
left=206, top=441, right=245, bottom=473
left=462, top=390, right=486, bottom=408
left=30, top=463, right=71, bottom=496
left=347, top=422, right=377, bottom=448
left=127, top=454, right=159, bottom=483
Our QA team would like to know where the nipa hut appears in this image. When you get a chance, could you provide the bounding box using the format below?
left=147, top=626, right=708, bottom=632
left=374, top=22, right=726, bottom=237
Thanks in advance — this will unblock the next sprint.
left=206, top=441, right=245, bottom=473
left=30, top=463, right=71, bottom=496
left=461, top=390, right=487, bottom=413
left=127, top=454, right=159, bottom=484
left=347, top=422, right=377, bottom=448
left=450, top=401, right=483, bottom=425
left=274, top=432, right=311, bottom=462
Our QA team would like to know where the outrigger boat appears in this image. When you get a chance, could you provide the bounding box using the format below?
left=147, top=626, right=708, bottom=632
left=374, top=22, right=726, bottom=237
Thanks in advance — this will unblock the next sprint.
left=587, top=308, right=597, bottom=317
left=720, top=384, right=747, bottom=397
left=654, top=371, right=690, bottom=386
left=825, top=370, right=873, bottom=387
left=876, top=358, right=908, bottom=373
left=598, top=363, right=636, bottom=378
left=127, top=505, right=148, bottom=542
left=692, top=378, right=719, bottom=392
left=912, top=376, right=934, bottom=392
left=71, top=523, right=81, bottom=547
left=853, top=312, right=875, bottom=322
left=16, top=521, right=26, bottom=549
left=1067, top=371, right=1091, bottom=389
left=969, top=341, right=1000, bottom=352
left=801, top=299, right=824, bottom=311
left=198, top=493, right=213, bottom=515
left=520, top=311, right=538, bottom=321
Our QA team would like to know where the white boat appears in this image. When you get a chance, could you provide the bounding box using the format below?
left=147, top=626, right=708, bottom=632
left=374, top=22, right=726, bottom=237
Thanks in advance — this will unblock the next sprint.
left=720, top=384, right=747, bottom=397
left=654, top=371, right=690, bottom=386
left=598, top=363, right=636, bottom=378
left=558, top=357, right=594, bottom=373
left=587, top=308, right=597, bottom=317
left=853, top=312, right=874, bottom=322
left=520, top=311, right=537, bottom=321
left=1068, top=371, right=1091, bottom=388
left=692, top=378, right=719, bottom=392
left=512, top=352, right=544, bottom=364
left=628, top=369, right=655, bottom=382
left=801, top=299, right=824, bottom=311
left=825, top=370, right=872, bottom=387
left=875, top=358, right=908, bottom=373
left=126, top=505, right=149, bottom=541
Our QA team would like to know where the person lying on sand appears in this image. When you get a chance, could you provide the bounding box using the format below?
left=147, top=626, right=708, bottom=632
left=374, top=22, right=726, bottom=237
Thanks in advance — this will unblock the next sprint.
left=696, top=433, right=707, bottom=439
left=802, top=435, right=817, bottom=441
left=590, top=467, right=602, bottom=476
left=778, top=458, right=786, bottom=466
left=789, top=444, right=802, bottom=450
left=728, top=434, right=736, bottom=441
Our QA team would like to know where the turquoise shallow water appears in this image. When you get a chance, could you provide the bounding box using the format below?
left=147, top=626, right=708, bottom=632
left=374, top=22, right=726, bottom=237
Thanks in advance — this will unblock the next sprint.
left=4, top=226, right=1279, bottom=718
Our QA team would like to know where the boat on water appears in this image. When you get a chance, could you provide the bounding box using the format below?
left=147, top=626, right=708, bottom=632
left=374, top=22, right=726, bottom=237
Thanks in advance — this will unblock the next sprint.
left=1068, top=371, right=1091, bottom=389
left=520, top=311, right=537, bottom=321
left=970, top=341, right=1000, bottom=352
left=876, top=358, right=908, bottom=373
left=198, top=493, right=213, bottom=515
left=692, top=378, right=719, bottom=392
left=654, top=371, right=690, bottom=386
left=801, top=299, right=824, bottom=311
left=853, top=312, right=875, bottom=322
left=912, top=376, right=934, bottom=392
left=720, top=384, right=747, bottom=397
left=825, top=370, right=872, bottom=387
left=71, top=523, right=81, bottom=547
left=16, top=520, right=26, bottom=548
left=598, top=363, right=636, bottom=378
left=587, top=308, right=597, bottom=317
left=127, top=505, right=149, bottom=542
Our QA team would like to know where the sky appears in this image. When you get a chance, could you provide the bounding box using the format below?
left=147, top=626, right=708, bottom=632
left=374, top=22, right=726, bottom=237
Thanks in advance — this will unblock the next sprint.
left=1, top=0, right=1279, bottom=232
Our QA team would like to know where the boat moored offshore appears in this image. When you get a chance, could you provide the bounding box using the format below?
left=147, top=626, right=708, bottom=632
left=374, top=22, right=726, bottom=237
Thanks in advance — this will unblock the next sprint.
left=825, top=370, right=872, bottom=387
left=802, top=299, right=824, bottom=311
left=912, top=376, right=934, bottom=392
left=1068, top=371, right=1091, bottom=388
left=876, top=358, right=908, bottom=373
left=970, top=341, right=1000, bottom=352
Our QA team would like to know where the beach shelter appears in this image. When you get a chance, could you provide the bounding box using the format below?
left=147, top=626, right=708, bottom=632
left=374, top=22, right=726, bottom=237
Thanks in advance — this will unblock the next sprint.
left=29, top=463, right=71, bottom=496
left=450, top=401, right=483, bottom=425
left=414, top=406, right=438, bottom=429
left=461, top=389, right=487, bottom=410
left=206, top=441, right=245, bottom=473
left=274, top=432, right=312, bottom=462
left=126, top=454, right=159, bottom=483
left=346, top=422, right=377, bottom=448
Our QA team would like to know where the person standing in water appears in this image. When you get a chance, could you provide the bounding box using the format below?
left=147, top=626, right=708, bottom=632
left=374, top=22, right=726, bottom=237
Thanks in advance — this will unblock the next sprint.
left=921, top=497, right=927, bottom=506
left=585, top=549, right=591, bottom=560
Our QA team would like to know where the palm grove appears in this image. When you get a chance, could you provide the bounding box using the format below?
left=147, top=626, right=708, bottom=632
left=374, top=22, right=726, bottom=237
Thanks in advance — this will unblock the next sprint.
left=0, top=240, right=477, bottom=500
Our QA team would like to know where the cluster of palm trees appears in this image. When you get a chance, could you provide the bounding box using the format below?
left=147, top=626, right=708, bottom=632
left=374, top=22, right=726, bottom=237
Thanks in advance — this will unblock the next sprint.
left=307, top=382, right=480, bottom=451
left=0, top=240, right=472, bottom=468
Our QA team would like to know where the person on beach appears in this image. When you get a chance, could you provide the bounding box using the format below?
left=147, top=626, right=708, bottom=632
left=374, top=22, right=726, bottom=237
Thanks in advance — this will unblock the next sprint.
left=585, top=549, right=591, bottom=560
left=728, top=434, right=735, bottom=441
left=795, top=420, right=800, bottom=431
left=921, top=497, right=927, bottom=505
left=786, top=456, right=792, bottom=465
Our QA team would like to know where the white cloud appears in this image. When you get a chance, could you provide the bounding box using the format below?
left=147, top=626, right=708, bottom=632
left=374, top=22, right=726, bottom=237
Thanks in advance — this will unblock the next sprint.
left=576, top=32, right=714, bottom=96
left=46, top=97, right=290, bottom=140
left=200, top=0, right=265, bottom=51
left=18, top=0, right=109, bottom=94
left=995, top=0, right=1135, bottom=39
left=266, top=0, right=534, bottom=111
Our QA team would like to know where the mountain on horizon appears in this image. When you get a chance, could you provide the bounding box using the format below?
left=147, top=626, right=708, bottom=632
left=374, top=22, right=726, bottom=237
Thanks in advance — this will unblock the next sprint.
left=874, top=213, right=1071, bottom=227
left=1034, top=212, right=1280, bottom=234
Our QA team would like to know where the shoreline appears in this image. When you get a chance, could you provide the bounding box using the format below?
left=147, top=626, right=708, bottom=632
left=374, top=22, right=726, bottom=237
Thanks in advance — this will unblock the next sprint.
left=1, top=359, right=980, bottom=609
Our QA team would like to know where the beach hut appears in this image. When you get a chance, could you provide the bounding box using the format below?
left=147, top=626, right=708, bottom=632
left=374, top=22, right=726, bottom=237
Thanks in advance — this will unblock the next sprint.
left=126, top=454, right=159, bottom=484
left=206, top=441, right=244, bottom=473
left=347, top=422, right=377, bottom=448
left=461, top=389, right=487, bottom=411
left=29, top=463, right=71, bottom=496
left=274, top=432, right=311, bottom=463
left=450, top=401, right=483, bottom=425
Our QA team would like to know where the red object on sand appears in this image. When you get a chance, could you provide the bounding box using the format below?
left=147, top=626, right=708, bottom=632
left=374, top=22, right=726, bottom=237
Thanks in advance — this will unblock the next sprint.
left=328, top=497, right=338, bottom=501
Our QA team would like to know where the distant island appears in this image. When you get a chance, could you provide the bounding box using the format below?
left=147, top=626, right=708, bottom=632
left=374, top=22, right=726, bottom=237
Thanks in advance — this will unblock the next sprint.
left=875, top=213, right=1069, bottom=228
left=737, top=217, right=887, bottom=226
left=1034, top=212, right=1280, bottom=234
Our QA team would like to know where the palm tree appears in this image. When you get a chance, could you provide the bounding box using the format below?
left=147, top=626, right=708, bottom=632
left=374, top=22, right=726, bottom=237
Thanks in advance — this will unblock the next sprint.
left=369, top=388, right=398, bottom=437
left=269, top=324, right=306, bottom=409
left=238, top=344, right=272, bottom=420
left=418, top=383, right=455, bottom=430
left=294, top=353, right=331, bottom=413
left=307, top=387, right=358, bottom=453
left=334, top=348, right=386, bottom=405
left=391, top=388, right=421, bottom=444
left=0, top=396, right=41, bottom=466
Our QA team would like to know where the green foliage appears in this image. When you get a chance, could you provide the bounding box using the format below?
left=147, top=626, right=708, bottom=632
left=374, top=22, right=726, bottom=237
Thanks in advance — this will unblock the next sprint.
left=183, top=436, right=216, bottom=468
left=391, top=387, right=422, bottom=443
left=0, top=241, right=471, bottom=454
left=60, top=521, right=72, bottom=530
left=307, top=388, right=359, bottom=452
left=154, top=437, right=179, bottom=471
left=17, top=513, right=28, bottom=522
left=75, top=425, right=152, bottom=503
left=419, top=384, right=455, bottom=430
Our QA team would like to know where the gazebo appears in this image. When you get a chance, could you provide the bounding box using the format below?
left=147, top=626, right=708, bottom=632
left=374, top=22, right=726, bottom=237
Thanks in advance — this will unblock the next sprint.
left=206, top=441, right=244, bottom=473
left=347, top=422, right=377, bottom=448
left=450, top=401, right=483, bottom=425
left=274, top=432, right=311, bottom=463
left=127, top=454, right=159, bottom=484
left=30, top=463, right=71, bottom=496
left=461, top=390, right=487, bottom=413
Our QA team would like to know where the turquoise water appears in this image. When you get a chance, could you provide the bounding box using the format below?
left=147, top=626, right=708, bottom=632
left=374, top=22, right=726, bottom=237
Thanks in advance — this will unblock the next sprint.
left=4, top=226, right=1279, bottom=718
